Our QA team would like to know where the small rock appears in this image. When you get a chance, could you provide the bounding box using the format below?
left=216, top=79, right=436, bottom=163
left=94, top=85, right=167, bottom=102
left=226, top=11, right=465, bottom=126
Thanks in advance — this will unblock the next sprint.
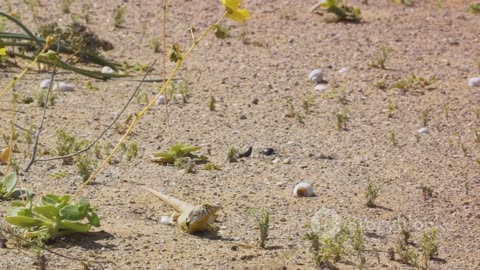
left=293, top=182, right=314, bottom=197
left=40, top=79, right=52, bottom=89
left=272, top=158, right=280, bottom=164
left=101, top=66, right=115, bottom=74
left=160, top=216, right=174, bottom=224
left=239, top=114, right=247, bottom=120
left=175, top=94, right=184, bottom=101
left=314, top=84, right=327, bottom=91
left=239, top=146, right=252, bottom=158
left=280, top=217, right=287, bottom=222
left=252, top=98, right=259, bottom=105
left=262, top=148, right=275, bottom=156
left=233, top=237, right=241, bottom=241
left=417, top=127, right=429, bottom=134
left=231, top=245, right=239, bottom=251
left=338, top=67, right=349, bottom=74
left=276, top=182, right=285, bottom=187
left=468, top=77, right=480, bottom=87
left=53, top=82, right=74, bottom=92
left=308, top=69, right=324, bottom=84
left=283, top=158, right=291, bottom=164
left=156, top=95, right=166, bottom=105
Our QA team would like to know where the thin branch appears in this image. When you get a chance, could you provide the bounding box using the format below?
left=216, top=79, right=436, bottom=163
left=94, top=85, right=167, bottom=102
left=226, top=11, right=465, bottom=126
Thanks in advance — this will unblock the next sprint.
left=34, top=59, right=157, bottom=163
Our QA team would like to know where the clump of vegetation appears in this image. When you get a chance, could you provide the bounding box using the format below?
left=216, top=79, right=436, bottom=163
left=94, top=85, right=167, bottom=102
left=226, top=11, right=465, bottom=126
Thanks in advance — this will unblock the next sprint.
left=5, top=194, right=100, bottom=242
left=315, top=0, right=362, bottom=22
left=151, top=144, right=208, bottom=170
left=419, top=228, right=439, bottom=260
left=285, top=97, right=304, bottom=123
left=112, top=6, right=127, bottom=28
left=227, top=147, right=239, bottom=162
left=469, top=3, right=480, bottom=13
left=390, top=74, right=437, bottom=93
left=34, top=90, right=56, bottom=108
left=303, top=96, right=314, bottom=114
left=365, top=182, right=380, bottom=207
left=420, top=109, right=430, bottom=127
left=421, top=185, right=434, bottom=200
left=248, top=207, right=270, bottom=248
left=395, top=239, right=419, bottom=266
left=203, top=162, right=221, bottom=170
left=333, top=108, right=349, bottom=130
left=398, top=214, right=411, bottom=244
left=151, top=38, right=160, bottom=53
left=386, top=101, right=395, bottom=118
left=369, top=45, right=391, bottom=69
left=55, top=129, right=88, bottom=165
left=76, top=153, right=97, bottom=181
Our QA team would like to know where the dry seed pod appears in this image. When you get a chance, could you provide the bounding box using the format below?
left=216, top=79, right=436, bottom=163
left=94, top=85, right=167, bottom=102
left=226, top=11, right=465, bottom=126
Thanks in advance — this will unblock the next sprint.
left=293, top=182, right=314, bottom=197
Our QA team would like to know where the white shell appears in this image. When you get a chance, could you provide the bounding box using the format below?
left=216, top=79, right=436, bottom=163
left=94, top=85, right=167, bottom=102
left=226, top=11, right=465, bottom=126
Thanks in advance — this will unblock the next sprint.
left=314, top=84, right=327, bottom=92
left=156, top=95, right=166, bottom=105
left=417, top=127, right=429, bottom=134
left=101, top=66, right=115, bottom=74
left=293, top=182, right=314, bottom=197
left=53, top=82, right=74, bottom=92
left=468, top=77, right=480, bottom=87
left=308, top=69, right=324, bottom=84
left=40, top=79, right=52, bottom=89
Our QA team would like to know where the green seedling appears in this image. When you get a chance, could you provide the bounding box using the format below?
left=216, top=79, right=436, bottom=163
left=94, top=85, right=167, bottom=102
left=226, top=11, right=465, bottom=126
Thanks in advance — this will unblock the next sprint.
left=303, top=96, right=314, bottom=114
left=34, top=90, right=56, bottom=108
left=469, top=3, right=480, bottom=13
left=151, top=38, right=160, bottom=53
left=248, top=207, right=270, bottom=248
left=151, top=143, right=208, bottom=166
left=315, top=0, right=361, bottom=22
left=398, top=213, right=411, bottom=244
left=227, top=147, right=238, bottom=162
left=214, top=24, right=229, bottom=39
left=112, top=6, right=126, bottom=28
left=442, top=104, right=449, bottom=119
left=5, top=194, right=100, bottom=241
left=85, top=80, right=99, bottom=91
left=365, top=182, right=380, bottom=208
left=386, top=101, right=395, bottom=118
left=419, top=228, right=438, bottom=260
left=76, top=154, right=97, bottom=181
left=369, top=45, right=391, bottom=69
left=333, top=108, right=349, bottom=130
left=208, top=94, right=216, bottom=111
left=350, top=220, right=366, bottom=268
left=420, top=109, right=430, bottom=127
left=390, top=132, right=399, bottom=147
left=203, top=162, right=221, bottom=170
left=285, top=97, right=305, bottom=123
left=55, top=129, right=88, bottom=165
left=127, top=142, right=138, bottom=161
left=0, top=172, right=17, bottom=199
left=395, top=239, right=418, bottom=266
left=421, top=185, right=434, bottom=200
left=390, top=74, right=437, bottom=93
left=115, top=114, right=133, bottom=134
left=305, top=223, right=349, bottom=268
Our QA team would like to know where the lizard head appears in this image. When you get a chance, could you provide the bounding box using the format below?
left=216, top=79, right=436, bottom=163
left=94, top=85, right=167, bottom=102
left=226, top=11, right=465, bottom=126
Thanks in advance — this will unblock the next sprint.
left=180, top=204, right=221, bottom=233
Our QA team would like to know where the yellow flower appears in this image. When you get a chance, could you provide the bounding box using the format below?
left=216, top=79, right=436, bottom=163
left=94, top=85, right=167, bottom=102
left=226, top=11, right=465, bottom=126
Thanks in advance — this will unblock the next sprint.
left=0, top=48, right=6, bottom=56
left=221, top=0, right=250, bottom=23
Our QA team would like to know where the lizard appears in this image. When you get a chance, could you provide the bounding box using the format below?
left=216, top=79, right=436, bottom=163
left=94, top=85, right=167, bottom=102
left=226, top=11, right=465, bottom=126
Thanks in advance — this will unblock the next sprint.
left=141, top=186, right=221, bottom=234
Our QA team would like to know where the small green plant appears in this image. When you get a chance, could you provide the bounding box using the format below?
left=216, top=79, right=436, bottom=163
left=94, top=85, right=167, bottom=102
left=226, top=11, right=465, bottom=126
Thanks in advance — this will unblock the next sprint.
left=112, top=6, right=126, bottom=28
left=214, top=24, right=229, bottom=39
left=55, top=129, right=83, bottom=165
left=473, top=128, right=480, bottom=144
left=248, top=207, right=270, bottom=248
left=81, top=3, right=91, bottom=23
left=151, top=143, right=208, bottom=166
left=419, top=228, right=439, bottom=259
left=333, top=108, right=349, bottom=130
left=303, top=96, right=314, bottom=114
left=420, top=109, right=430, bottom=127
left=365, top=182, right=380, bottom=207
left=350, top=220, right=366, bottom=268
left=0, top=172, right=17, bottom=199
left=85, top=80, right=99, bottom=91
left=390, top=132, right=399, bottom=147
left=151, top=37, right=160, bottom=53
left=469, top=3, right=480, bottom=14
left=395, top=239, right=418, bottom=266
left=127, top=142, right=138, bottom=161
left=76, top=154, right=97, bottom=181
left=398, top=214, right=411, bottom=244
left=34, top=90, right=56, bottom=108
left=316, top=0, right=362, bottom=22
left=390, top=74, right=437, bottom=93
left=442, top=104, right=449, bottom=119
left=115, top=114, right=133, bottom=134
left=5, top=194, right=100, bottom=241
left=421, top=185, right=434, bottom=200
left=203, top=162, right=221, bottom=170
left=305, top=222, right=349, bottom=268
left=386, top=101, right=395, bottom=118
left=208, top=94, right=216, bottom=111
left=60, top=0, right=74, bottom=14
left=285, top=97, right=305, bottom=123
left=227, top=147, right=238, bottom=162
left=369, top=45, right=391, bottom=69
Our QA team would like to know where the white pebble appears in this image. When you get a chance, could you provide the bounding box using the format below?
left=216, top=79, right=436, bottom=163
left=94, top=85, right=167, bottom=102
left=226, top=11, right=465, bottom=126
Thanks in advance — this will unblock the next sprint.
left=175, top=94, right=184, bottom=101
left=283, top=158, right=291, bottom=164
left=314, top=84, right=327, bottom=92
left=338, top=67, right=349, bottom=74
left=293, top=182, right=314, bottom=197
left=53, top=82, right=74, bottom=92
left=468, top=77, right=480, bottom=87
left=156, top=95, right=166, bottom=105
left=417, top=127, right=429, bottom=134
left=40, top=79, right=52, bottom=89
left=101, top=66, right=115, bottom=74
left=160, top=216, right=174, bottom=224
left=272, top=157, right=280, bottom=164
left=276, top=182, right=285, bottom=187
left=308, top=69, right=324, bottom=84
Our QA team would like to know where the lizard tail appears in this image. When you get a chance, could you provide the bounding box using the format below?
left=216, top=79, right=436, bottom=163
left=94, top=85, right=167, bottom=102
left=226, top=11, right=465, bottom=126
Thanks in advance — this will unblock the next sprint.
left=141, top=186, right=193, bottom=213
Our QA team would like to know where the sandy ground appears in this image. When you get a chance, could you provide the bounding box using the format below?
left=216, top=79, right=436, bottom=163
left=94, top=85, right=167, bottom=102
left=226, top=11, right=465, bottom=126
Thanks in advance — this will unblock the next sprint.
left=0, top=0, right=479, bottom=269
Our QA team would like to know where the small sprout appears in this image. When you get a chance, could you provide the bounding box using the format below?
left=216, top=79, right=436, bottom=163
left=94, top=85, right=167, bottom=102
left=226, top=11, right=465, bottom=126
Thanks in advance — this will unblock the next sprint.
left=303, top=96, right=314, bottom=114
left=469, top=3, right=480, bottom=14
left=85, top=80, right=99, bottom=91
left=151, top=38, right=160, bottom=53
left=112, top=6, right=126, bottom=28
left=76, top=154, right=97, bottom=181
left=169, top=44, right=182, bottom=63
left=421, top=185, right=434, bottom=200
left=365, top=182, right=380, bottom=208
left=398, top=213, right=411, bottom=244
left=214, top=24, right=229, bottom=39
left=350, top=220, right=366, bottom=268
left=203, top=162, right=221, bottom=170
left=248, top=207, right=270, bottom=249
left=314, top=0, right=362, bottom=22
left=227, top=147, right=238, bottom=162
left=390, top=74, right=437, bottom=93
left=473, top=128, right=480, bottom=144
left=395, top=239, right=419, bottom=266
left=442, top=104, right=449, bottom=119
left=419, top=228, right=439, bottom=260
left=55, top=129, right=80, bottom=165
left=386, top=101, right=395, bottom=118
left=369, top=45, right=391, bottom=69
left=420, top=109, right=430, bottom=127
left=127, top=142, right=138, bottom=161
left=208, top=94, right=216, bottom=111
left=34, top=90, right=56, bottom=108
left=390, top=132, right=399, bottom=147
left=333, top=108, right=349, bottom=130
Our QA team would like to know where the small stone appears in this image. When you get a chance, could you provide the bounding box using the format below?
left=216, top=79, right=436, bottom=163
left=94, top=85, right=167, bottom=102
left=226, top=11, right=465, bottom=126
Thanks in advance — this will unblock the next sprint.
left=314, top=84, right=327, bottom=92
left=239, top=114, right=247, bottom=120
left=156, top=95, right=166, bottom=105
left=40, top=79, right=52, bottom=89
left=280, top=217, right=287, bottom=222
left=293, top=182, right=314, bottom=197
left=175, top=94, right=184, bottom=101
left=418, top=127, right=429, bottom=134
left=276, top=182, right=285, bottom=187
left=53, top=82, right=74, bottom=92
left=283, top=158, right=291, bottom=164
left=252, top=98, right=259, bottom=105
left=338, top=67, right=349, bottom=74
left=468, top=77, right=480, bottom=87
left=308, top=69, right=324, bottom=84
left=239, top=146, right=252, bottom=158
left=101, top=66, right=115, bottom=74
left=160, top=216, right=174, bottom=224
left=262, top=148, right=274, bottom=156
left=231, top=245, right=239, bottom=251
left=272, top=158, right=280, bottom=164
left=233, top=237, right=241, bottom=241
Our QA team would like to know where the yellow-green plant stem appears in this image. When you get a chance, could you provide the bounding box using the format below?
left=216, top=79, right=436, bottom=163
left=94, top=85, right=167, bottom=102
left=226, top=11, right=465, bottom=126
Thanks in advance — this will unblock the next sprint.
left=0, top=45, right=48, bottom=98
left=71, top=12, right=227, bottom=201
left=4, top=95, right=16, bottom=175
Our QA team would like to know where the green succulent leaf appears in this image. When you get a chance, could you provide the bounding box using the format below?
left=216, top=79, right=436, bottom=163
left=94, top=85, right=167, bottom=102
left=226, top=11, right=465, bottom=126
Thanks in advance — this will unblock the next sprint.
left=2, top=172, right=17, bottom=196
left=87, top=212, right=101, bottom=227
left=33, top=205, right=59, bottom=219
left=60, top=220, right=91, bottom=232
left=5, top=216, right=42, bottom=227
left=60, top=205, right=84, bottom=221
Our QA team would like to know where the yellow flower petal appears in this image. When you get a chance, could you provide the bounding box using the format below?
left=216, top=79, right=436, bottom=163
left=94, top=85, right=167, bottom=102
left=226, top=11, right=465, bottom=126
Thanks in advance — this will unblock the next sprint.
left=226, top=8, right=250, bottom=23
left=0, top=48, right=6, bottom=56
left=221, top=0, right=241, bottom=10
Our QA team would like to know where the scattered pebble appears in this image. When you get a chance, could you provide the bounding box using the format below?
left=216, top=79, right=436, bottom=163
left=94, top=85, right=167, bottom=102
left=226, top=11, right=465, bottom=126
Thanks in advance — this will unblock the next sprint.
left=293, top=182, right=314, bottom=197
left=156, top=95, right=166, bottom=105
left=238, top=146, right=252, bottom=158
left=160, top=216, right=174, bottom=224
left=262, top=148, right=275, bottom=156
left=308, top=69, right=324, bottom=84
left=468, top=77, right=480, bottom=87
left=283, top=158, right=292, bottom=164
left=418, top=127, right=429, bottom=134
left=40, top=79, right=52, bottom=89
left=276, top=182, right=285, bottom=187
left=314, top=84, right=328, bottom=92
left=272, top=157, right=280, bottom=164
left=101, top=66, right=115, bottom=74
left=338, top=67, right=349, bottom=74
left=53, top=82, right=74, bottom=92
left=175, top=94, right=184, bottom=101
left=252, top=98, right=259, bottom=105
left=239, top=114, right=247, bottom=120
